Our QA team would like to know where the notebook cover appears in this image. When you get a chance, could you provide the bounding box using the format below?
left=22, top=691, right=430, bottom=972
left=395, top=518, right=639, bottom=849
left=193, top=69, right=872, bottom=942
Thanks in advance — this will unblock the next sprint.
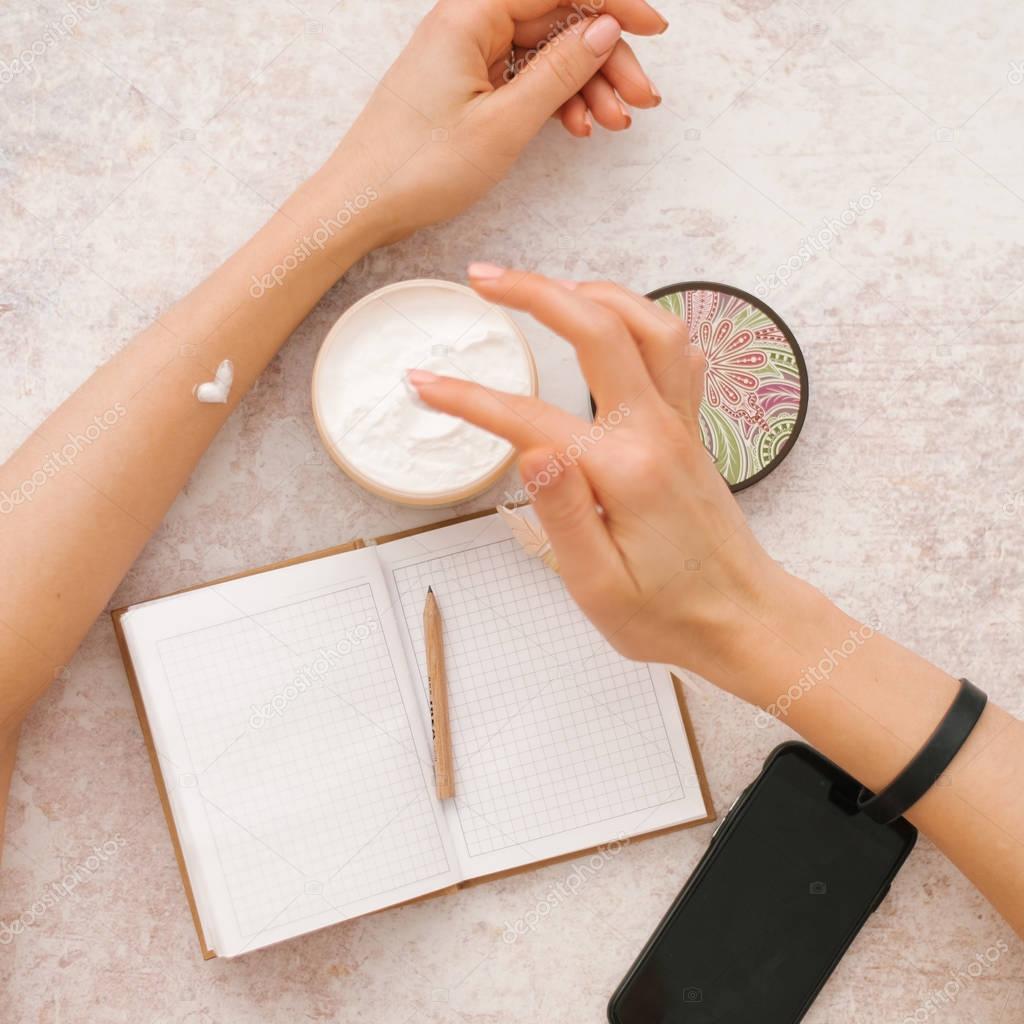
left=111, top=511, right=716, bottom=959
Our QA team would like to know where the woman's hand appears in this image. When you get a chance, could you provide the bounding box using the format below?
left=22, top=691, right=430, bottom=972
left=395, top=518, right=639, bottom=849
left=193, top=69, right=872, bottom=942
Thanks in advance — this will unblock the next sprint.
left=409, top=272, right=1024, bottom=944
left=407, top=265, right=791, bottom=682
left=337, top=0, right=666, bottom=245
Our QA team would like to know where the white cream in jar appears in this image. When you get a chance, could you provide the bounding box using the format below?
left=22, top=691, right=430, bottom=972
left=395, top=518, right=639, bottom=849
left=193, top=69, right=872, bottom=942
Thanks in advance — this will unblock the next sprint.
left=313, top=280, right=536, bottom=506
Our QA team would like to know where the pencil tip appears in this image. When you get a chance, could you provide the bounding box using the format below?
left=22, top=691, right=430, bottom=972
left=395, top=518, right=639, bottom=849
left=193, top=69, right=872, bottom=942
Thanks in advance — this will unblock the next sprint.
left=427, top=585, right=433, bottom=594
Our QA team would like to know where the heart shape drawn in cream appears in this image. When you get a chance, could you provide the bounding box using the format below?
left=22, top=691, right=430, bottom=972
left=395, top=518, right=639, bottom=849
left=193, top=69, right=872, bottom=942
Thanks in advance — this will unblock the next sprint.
left=194, top=359, right=234, bottom=404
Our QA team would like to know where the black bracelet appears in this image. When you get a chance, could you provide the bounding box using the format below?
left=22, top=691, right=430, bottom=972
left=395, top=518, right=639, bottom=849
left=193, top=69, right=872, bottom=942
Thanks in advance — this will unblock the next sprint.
left=857, top=678, right=987, bottom=825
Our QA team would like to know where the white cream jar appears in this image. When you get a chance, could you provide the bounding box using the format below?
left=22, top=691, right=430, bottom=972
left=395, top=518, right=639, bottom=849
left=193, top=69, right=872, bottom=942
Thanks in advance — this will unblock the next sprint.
left=312, top=279, right=537, bottom=506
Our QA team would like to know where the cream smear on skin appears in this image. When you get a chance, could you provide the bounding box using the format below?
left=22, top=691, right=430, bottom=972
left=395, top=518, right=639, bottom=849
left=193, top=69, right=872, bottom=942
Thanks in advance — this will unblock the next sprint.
left=316, top=282, right=533, bottom=497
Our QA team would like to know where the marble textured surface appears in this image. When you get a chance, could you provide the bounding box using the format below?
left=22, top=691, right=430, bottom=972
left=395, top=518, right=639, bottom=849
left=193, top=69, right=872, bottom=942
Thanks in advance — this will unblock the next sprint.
left=2, top=0, right=1024, bottom=1021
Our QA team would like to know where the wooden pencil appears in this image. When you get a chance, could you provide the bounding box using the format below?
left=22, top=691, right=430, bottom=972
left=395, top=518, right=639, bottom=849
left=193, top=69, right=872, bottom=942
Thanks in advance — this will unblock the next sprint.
left=423, top=586, right=455, bottom=799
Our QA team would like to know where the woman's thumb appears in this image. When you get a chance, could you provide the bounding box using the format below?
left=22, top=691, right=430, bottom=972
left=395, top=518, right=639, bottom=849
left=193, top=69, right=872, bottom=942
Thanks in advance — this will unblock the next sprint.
left=496, top=15, right=622, bottom=138
left=519, top=449, right=621, bottom=587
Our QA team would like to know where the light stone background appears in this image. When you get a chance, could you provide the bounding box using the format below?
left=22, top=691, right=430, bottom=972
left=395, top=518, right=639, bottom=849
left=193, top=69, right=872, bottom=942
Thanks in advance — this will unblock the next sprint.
left=2, top=0, right=1023, bottom=1021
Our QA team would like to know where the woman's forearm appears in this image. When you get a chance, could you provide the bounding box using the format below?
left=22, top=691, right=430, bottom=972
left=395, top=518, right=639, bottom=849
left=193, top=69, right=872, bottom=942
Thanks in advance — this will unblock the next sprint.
left=0, top=155, right=379, bottom=731
left=714, top=570, right=1024, bottom=934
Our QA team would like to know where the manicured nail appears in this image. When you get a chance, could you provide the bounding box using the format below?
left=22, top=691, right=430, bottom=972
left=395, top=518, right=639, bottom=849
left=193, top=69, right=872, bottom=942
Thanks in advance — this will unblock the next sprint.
left=582, top=110, right=593, bottom=136
left=583, top=14, right=622, bottom=55
left=406, top=369, right=439, bottom=387
left=467, top=261, right=505, bottom=281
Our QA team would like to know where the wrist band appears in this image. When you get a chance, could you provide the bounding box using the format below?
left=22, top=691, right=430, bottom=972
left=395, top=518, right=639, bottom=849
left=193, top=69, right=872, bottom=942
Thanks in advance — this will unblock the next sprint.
left=857, top=678, right=987, bottom=824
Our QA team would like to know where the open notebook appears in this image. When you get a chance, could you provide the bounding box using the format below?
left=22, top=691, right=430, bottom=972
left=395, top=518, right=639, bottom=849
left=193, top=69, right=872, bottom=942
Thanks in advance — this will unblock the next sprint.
left=114, top=511, right=713, bottom=958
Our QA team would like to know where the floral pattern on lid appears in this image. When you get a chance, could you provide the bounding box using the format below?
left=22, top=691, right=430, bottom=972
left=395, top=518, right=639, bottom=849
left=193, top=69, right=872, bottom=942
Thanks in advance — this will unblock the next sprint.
left=652, top=283, right=808, bottom=491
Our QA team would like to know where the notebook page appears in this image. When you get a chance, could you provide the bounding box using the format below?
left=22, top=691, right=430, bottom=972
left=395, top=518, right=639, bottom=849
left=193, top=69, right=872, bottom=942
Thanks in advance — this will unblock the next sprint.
left=376, top=513, right=707, bottom=880
left=118, top=546, right=461, bottom=957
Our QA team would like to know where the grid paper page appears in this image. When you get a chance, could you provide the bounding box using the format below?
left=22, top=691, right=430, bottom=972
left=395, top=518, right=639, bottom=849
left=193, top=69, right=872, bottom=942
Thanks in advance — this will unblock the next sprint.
left=120, top=549, right=459, bottom=957
left=378, top=514, right=706, bottom=878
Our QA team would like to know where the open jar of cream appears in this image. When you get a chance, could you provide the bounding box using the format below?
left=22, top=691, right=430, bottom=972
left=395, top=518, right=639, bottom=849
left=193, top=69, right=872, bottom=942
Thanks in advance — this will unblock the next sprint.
left=312, top=279, right=537, bottom=507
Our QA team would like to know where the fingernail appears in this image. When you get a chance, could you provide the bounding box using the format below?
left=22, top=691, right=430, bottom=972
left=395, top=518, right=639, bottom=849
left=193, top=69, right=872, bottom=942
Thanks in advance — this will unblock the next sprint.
left=582, top=110, right=593, bottom=136
left=583, top=14, right=622, bottom=56
left=650, top=81, right=661, bottom=104
left=617, top=98, right=632, bottom=128
left=467, top=261, right=505, bottom=281
left=556, top=279, right=579, bottom=290
left=406, top=368, right=439, bottom=387
left=655, top=10, right=670, bottom=33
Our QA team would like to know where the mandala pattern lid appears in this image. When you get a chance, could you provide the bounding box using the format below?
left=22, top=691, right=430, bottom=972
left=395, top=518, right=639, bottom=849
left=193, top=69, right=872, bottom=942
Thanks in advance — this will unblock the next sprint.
left=648, top=281, right=809, bottom=492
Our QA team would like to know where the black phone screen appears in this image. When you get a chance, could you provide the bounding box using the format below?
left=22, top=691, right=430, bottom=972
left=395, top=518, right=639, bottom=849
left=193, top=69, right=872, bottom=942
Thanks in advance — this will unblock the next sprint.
left=610, top=744, right=917, bottom=1024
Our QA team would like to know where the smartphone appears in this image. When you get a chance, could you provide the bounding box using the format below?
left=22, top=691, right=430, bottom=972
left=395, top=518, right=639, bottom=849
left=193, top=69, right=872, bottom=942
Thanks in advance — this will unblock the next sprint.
left=608, top=742, right=917, bottom=1024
